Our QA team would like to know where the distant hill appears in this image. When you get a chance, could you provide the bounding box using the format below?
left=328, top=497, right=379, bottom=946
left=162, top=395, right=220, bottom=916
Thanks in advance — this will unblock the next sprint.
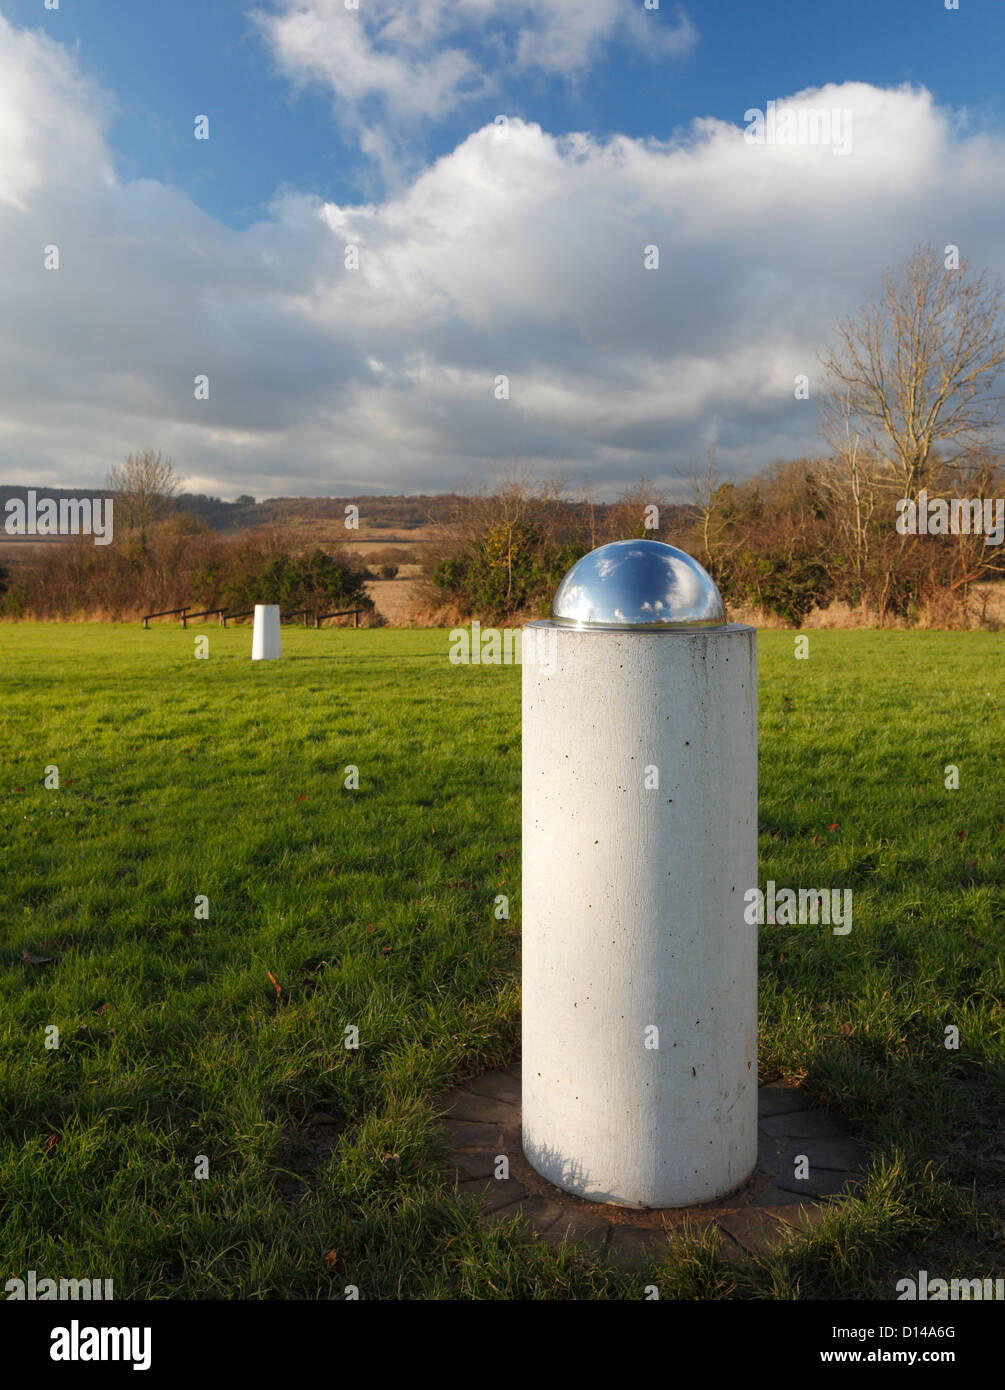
left=0, top=486, right=464, bottom=535
left=1, top=486, right=692, bottom=534
left=1, top=486, right=694, bottom=567
left=170, top=491, right=468, bottom=532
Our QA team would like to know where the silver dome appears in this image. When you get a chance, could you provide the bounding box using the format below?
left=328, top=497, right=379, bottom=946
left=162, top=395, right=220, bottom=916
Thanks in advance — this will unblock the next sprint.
left=550, top=539, right=726, bottom=630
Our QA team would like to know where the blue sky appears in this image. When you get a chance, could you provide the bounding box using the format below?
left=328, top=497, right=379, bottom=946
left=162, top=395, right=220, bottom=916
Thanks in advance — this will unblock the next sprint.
left=5, top=0, right=1002, bottom=227
left=1, top=1, right=1004, bottom=498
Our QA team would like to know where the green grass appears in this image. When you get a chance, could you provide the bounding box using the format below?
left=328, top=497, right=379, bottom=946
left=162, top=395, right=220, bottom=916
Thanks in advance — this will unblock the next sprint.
left=0, top=624, right=1002, bottom=1299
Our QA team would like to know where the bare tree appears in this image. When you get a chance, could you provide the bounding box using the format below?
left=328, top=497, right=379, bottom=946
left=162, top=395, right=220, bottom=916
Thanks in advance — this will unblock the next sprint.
left=601, top=476, right=661, bottom=543
left=107, top=450, right=180, bottom=534
left=819, top=391, right=882, bottom=592
left=820, top=245, right=1005, bottom=499
left=688, top=446, right=734, bottom=568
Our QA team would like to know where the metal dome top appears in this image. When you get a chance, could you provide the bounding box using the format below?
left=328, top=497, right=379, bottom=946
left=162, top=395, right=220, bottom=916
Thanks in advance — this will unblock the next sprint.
left=550, top=539, right=726, bottom=630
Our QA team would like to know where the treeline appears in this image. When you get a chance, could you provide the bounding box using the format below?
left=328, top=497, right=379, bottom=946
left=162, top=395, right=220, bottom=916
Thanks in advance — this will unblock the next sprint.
left=0, top=484, right=462, bottom=534
left=693, top=452, right=1004, bottom=625
left=0, top=520, right=376, bottom=622
left=426, top=455, right=1005, bottom=627
left=4, top=456, right=1001, bottom=626
left=427, top=480, right=671, bottom=620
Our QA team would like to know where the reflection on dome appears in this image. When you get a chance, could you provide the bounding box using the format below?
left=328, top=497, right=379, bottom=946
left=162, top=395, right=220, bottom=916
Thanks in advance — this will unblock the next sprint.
left=550, top=539, right=726, bottom=630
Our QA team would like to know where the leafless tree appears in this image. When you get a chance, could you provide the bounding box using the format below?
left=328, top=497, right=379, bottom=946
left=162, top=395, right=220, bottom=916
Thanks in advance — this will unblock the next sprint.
left=601, top=477, right=662, bottom=543
left=688, top=446, right=734, bottom=567
left=820, top=245, right=1005, bottom=499
left=107, top=450, right=180, bottom=534
left=819, top=391, right=883, bottom=591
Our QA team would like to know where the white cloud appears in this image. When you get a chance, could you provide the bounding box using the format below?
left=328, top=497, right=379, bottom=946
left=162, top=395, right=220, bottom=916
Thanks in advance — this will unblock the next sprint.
left=1, top=8, right=1004, bottom=500
left=252, top=0, right=698, bottom=168
left=0, top=17, right=113, bottom=210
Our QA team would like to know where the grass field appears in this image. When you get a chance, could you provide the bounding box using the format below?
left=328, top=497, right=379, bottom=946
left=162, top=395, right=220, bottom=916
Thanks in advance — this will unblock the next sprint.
left=0, top=624, right=1002, bottom=1300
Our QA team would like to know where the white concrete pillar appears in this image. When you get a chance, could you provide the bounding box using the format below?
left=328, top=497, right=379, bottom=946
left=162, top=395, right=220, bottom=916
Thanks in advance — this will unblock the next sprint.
left=251, top=604, right=281, bottom=660
left=521, top=541, right=758, bottom=1208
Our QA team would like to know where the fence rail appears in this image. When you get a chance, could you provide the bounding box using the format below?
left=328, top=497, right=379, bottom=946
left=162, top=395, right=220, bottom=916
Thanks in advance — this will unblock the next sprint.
left=144, top=605, right=353, bottom=629
left=316, top=608, right=362, bottom=628
left=182, top=609, right=225, bottom=628
left=142, top=607, right=189, bottom=629
left=221, top=609, right=254, bottom=627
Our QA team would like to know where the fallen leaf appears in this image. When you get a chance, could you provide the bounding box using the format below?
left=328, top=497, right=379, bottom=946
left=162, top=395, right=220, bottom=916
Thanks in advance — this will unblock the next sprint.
left=21, top=949, right=53, bottom=966
left=267, top=971, right=282, bottom=999
left=380, top=945, right=393, bottom=957
left=828, top=822, right=839, bottom=832
left=44, top=1133, right=60, bottom=1154
left=323, top=1250, right=339, bottom=1270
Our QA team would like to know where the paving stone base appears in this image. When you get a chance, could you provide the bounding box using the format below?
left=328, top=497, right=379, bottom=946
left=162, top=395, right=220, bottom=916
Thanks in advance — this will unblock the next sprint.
left=440, top=1061, right=865, bottom=1268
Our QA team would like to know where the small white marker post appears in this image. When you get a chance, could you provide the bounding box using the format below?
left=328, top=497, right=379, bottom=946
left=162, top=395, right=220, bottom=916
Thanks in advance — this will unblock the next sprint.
left=522, top=540, right=758, bottom=1208
left=251, top=604, right=281, bottom=661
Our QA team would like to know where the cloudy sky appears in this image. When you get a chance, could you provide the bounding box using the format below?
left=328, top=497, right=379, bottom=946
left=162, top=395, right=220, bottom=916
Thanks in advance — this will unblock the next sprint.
left=2, top=0, right=1005, bottom=500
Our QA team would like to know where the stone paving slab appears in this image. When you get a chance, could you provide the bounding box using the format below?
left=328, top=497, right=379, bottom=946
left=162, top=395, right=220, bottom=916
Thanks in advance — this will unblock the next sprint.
left=443, top=1117, right=508, bottom=1149
left=439, top=1062, right=866, bottom=1268
left=760, top=1109, right=848, bottom=1140
left=797, top=1138, right=869, bottom=1171
left=538, top=1213, right=610, bottom=1252
left=607, top=1225, right=679, bottom=1270
left=757, top=1084, right=814, bottom=1117
left=717, top=1207, right=797, bottom=1256
left=451, top=1151, right=500, bottom=1181
left=443, top=1088, right=517, bottom=1125
left=761, top=1199, right=833, bottom=1231
left=777, top=1167, right=861, bottom=1199
left=458, top=1175, right=527, bottom=1213
left=508, top=1194, right=566, bottom=1232
left=461, top=1071, right=521, bottom=1105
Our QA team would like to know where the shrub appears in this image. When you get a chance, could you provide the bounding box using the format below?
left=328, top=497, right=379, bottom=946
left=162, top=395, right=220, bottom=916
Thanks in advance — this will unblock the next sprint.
left=432, top=519, right=585, bottom=621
